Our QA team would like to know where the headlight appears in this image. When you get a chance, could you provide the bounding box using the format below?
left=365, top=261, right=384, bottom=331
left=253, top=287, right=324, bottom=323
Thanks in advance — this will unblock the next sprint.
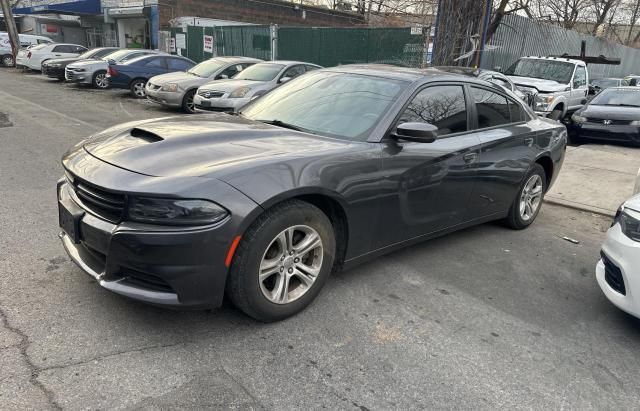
left=161, top=83, right=179, bottom=92
left=630, top=120, right=640, bottom=126
left=613, top=207, right=640, bottom=242
left=128, top=197, right=229, bottom=225
left=229, top=86, right=251, bottom=98
left=535, top=95, right=555, bottom=109
left=572, top=113, right=587, bottom=123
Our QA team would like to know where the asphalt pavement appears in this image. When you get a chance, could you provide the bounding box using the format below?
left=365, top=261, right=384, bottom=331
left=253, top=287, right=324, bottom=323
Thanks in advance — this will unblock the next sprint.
left=1, top=68, right=640, bottom=410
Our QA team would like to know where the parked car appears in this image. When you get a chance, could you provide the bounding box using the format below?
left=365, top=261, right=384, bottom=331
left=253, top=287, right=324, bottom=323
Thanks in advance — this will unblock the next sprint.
left=194, top=61, right=322, bottom=113
left=590, top=78, right=629, bottom=92
left=1, top=32, right=53, bottom=66
left=42, top=47, right=119, bottom=81
left=570, top=87, right=640, bottom=145
left=106, top=54, right=196, bottom=98
left=57, top=65, right=567, bottom=321
left=597, top=191, right=640, bottom=318
left=16, top=43, right=87, bottom=71
left=65, top=49, right=159, bottom=89
left=435, top=66, right=533, bottom=107
left=624, top=75, right=640, bottom=86
left=505, top=56, right=589, bottom=120
left=146, top=56, right=262, bottom=113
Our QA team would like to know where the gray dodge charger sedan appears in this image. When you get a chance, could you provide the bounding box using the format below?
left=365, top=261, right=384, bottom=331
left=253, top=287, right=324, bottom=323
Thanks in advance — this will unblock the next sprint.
left=58, top=65, right=567, bottom=322
left=145, top=56, right=262, bottom=113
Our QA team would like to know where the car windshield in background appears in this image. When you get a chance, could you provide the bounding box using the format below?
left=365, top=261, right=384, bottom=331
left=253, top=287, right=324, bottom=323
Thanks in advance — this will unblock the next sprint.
left=80, top=48, right=111, bottom=59
left=102, top=50, right=139, bottom=62
left=505, top=59, right=575, bottom=84
left=188, top=59, right=228, bottom=77
left=241, top=71, right=408, bottom=140
left=590, top=88, right=640, bottom=107
left=234, top=63, right=284, bottom=81
left=592, top=79, right=620, bottom=88
left=30, top=44, right=48, bottom=51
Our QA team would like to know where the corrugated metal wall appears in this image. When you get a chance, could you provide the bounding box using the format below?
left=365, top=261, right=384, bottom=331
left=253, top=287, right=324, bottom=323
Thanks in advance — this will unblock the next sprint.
left=481, top=14, right=640, bottom=79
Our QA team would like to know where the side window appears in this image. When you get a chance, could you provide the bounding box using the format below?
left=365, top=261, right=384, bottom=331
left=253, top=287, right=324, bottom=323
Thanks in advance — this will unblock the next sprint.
left=53, top=45, right=71, bottom=53
left=491, top=76, right=512, bottom=91
left=573, top=66, right=587, bottom=88
left=168, top=58, right=192, bottom=71
left=399, top=85, right=467, bottom=137
left=218, top=64, right=242, bottom=79
left=144, top=57, right=166, bottom=68
left=122, top=52, right=145, bottom=62
left=37, top=39, right=51, bottom=44
left=508, top=99, right=526, bottom=123
left=305, top=65, right=319, bottom=72
left=74, top=46, right=87, bottom=53
left=471, top=86, right=511, bottom=128
left=622, top=79, right=630, bottom=86
left=281, top=65, right=306, bottom=81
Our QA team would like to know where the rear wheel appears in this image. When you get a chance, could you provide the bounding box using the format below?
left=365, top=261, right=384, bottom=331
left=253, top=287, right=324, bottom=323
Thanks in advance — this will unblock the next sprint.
left=181, top=89, right=196, bottom=113
left=1, top=54, right=14, bottom=67
left=227, top=200, right=335, bottom=322
left=505, top=164, right=547, bottom=230
left=92, top=70, right=109, bottom=89
left=130, top=78, right=147, bottom=98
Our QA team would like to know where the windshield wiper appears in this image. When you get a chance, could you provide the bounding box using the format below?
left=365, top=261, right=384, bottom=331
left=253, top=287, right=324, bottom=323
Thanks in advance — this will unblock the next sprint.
left=257, top=119, right=311, bottom=133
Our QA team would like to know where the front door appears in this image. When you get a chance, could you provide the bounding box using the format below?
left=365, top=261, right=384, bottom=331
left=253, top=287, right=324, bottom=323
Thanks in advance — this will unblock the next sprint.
left=376, top=84, right=481, bottom=248
left=570, top=65, right=588, bottom=111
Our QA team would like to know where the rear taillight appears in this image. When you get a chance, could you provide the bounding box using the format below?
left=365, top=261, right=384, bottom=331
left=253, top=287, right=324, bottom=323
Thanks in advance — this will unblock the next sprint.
left=27, top=52, right=32, bottom=59
left=107, top=66, right=117, bottom=76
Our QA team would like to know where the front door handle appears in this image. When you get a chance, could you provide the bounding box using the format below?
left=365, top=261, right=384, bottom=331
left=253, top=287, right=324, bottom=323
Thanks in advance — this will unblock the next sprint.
left=463, top=152, right=478, bottom=164
left=524, top=137, right=534, bottom=147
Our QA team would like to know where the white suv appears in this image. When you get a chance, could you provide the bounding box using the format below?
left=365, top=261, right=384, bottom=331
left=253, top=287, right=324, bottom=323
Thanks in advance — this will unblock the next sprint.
left=16, top=43, right=87, bottom=71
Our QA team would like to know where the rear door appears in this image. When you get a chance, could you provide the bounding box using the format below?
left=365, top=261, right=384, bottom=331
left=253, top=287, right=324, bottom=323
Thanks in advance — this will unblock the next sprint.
left=376, top=83, right=481, bottom=247
left=143, top=56, right=168, bottom=77
left=167, top=57, right=194, bottom=72
left=468, top=85, right=537, bottom=217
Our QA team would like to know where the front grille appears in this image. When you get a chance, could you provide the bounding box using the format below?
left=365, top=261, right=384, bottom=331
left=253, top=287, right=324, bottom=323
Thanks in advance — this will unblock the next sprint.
left=601, top=252, right=626, bottom=295
left=198, top=90, right=225, bottom=99
left=586, top=118, right=632, bottom=125
left=119, top=269, right=174, bottom=293
left=73, top=179, right=125, bottom=223
left=147, top=83, right=161, bottom=91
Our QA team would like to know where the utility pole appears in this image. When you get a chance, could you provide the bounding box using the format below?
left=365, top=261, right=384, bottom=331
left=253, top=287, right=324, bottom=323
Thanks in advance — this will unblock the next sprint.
left=0, top=0, right=20, bottom=66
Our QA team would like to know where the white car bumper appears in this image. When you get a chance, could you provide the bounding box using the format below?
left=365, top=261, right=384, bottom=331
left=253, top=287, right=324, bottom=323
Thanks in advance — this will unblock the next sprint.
left=596, top=222, right=640, bottom=317
left=16, top=56, right=40, bottom=70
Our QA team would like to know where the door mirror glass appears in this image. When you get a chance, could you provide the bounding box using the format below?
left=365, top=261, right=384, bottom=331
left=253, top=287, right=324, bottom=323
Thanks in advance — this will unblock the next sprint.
left=394, top=122, right=438, bottom=143
left=217, top=74, right=229, bottom=79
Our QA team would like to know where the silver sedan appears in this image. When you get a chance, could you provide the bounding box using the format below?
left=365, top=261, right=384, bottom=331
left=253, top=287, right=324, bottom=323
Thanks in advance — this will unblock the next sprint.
left=145, top=56, right=262, bottom=113
left=194, top=61, right=322, bottom=113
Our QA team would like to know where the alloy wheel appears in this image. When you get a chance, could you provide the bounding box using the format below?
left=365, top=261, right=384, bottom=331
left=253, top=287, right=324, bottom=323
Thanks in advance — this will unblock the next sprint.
left=95, top=73, right=108, bottom=89
left=186, top=94, right=195, bottom=112
left=133, top=82, right=146, bottom=97
left=519, top=174, right=543, bottom=221
left=259, top=225, right=323, bottom=304
left=2, top=55, right=14, bottom=67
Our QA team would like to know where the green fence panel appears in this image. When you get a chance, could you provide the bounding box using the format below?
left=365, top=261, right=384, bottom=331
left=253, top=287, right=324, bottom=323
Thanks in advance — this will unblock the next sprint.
left=187, top=26, right=204, bottom=63
left=213, top=25, right=271, bottom=61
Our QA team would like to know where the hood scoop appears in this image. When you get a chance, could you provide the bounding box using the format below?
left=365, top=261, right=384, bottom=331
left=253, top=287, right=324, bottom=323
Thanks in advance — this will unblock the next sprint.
left=130, top=127, right=164, bottom=143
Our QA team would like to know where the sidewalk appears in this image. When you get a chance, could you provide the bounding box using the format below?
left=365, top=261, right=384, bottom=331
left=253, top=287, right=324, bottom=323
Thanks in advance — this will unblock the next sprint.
left=546, top=144, right=640, bottom=217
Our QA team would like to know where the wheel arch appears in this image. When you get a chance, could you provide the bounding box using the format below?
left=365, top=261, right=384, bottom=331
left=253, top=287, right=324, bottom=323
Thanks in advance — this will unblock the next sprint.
left=534, top=154, right=554, bottom=189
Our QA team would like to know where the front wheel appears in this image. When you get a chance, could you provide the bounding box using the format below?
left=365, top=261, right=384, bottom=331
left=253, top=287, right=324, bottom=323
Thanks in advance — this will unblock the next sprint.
left=505, top=164, right=547, bottom=230
left=1, top=54, right=14, bottom=67
left=181, top=89, right=196, bottom=113
left=548, top=109, right=563, bottom=121
left=92, top=70, right=109, bottom=89
left=130, top=79, right=147, bottom=98
left=227, top=200, right=336, bottom=322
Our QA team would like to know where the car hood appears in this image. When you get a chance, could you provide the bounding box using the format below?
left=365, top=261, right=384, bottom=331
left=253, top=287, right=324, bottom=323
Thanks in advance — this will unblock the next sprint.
left=579, top=105, right=640, bottom=120
left=625, top=194, right=640, bottom=213
left=45, top=57, right=81, bottom=65
left=148, top=71, right=207, bottom=88
left=67, top=59, right=107, bottom=68
left=199, top=79, right=264, bottom=92
left=508, top=76, right=568, bottom=93
left=81, top=115, right=351, bottom=178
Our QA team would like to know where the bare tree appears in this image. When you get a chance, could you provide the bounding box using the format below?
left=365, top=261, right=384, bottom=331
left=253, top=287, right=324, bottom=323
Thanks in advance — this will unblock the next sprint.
left=589, top=0, right=622, bottom=35
left=486, top=0, right=531, bottom=41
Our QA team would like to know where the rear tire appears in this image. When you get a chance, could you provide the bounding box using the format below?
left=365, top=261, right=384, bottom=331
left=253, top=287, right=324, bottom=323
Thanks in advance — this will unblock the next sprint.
left=505, top=164, right=547, bottom=230
left=92, top=70, right=109, bottom=89
left=129, top=78, right=147, bottom=98
left=181, top=89, right=196, bottom=113
left=227, top=200, right=336, bottom=322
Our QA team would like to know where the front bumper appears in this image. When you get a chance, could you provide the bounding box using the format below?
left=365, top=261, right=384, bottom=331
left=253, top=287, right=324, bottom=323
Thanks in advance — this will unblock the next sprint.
left=193, top=94, right=249, bottom=113
left=574, top=123, right=640, bottom=144
left=146, top=86, right=184, bottom=107
left=42, top=65, right=65, bottom=79
left=596, top=223, right=640, bottom=318
left=65, top=68, right=91, bottom=84
left=57, top=150, right=261, bottom=308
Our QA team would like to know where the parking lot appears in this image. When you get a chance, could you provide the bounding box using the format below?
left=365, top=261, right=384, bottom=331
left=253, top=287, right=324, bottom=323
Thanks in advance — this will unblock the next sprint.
left=2, top=67, right=640, bottom=409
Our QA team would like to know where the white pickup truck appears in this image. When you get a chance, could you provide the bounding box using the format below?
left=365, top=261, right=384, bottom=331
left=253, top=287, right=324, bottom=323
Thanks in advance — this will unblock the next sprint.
left=505, top=56, right=589, bottom=121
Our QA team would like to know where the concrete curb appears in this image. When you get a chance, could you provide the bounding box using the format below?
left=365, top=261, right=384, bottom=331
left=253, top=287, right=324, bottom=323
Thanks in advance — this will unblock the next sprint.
left=544, top=197, right=616, bottom=218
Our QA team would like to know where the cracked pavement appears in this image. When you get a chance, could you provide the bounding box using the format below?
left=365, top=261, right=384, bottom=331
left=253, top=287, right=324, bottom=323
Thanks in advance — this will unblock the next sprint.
left=2, top=68, right=640, bottom=410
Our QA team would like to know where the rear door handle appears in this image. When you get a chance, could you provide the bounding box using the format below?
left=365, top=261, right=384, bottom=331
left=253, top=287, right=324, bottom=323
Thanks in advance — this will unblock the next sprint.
left=463, top=152, right=478, bottom=164
left=524, top=137, right=534, bottom=147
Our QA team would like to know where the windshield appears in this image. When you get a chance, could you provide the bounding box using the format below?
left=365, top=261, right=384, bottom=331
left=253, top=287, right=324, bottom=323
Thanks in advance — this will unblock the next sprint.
left=102, top=50, right=146, bottom=62
left=188, top=59, right=228, bottom=77
left=591, top=79, right=620, bottom=88
left=234, top=63, right=284, bottom=81
left=241, top=71, right=408, bottom=140
left=590, top=88, right=640, bottom=107
left=505, top=59, right=575, bottom=84
left=79, top=48, right=112, bottom=59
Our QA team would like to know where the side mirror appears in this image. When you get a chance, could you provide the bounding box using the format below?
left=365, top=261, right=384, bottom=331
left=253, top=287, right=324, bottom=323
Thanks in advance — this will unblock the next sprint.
left=280, top=76, right=292, bottom=84
left=217, top=74, right=229, bottom=79
left=107, top=58, right=116, bottom=65
left=393, top=122, right=438, bottom=143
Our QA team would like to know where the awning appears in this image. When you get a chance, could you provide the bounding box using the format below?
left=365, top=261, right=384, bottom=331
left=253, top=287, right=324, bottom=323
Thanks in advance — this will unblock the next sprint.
left=12, top=0, right=101, bottom=15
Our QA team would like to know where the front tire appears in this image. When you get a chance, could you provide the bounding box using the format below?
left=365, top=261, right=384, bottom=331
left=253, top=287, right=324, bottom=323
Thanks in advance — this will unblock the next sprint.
left=505, top=164, right=547, bottom=230
left=1, top=54, right=14, bottom=67
left=227, top=200, right=336, bottom=322
left=181, top=89, right=196, bottom=113
left=548, top=109, right=563, bottom=121
left=129, top=78, right=147, bottom=98
left=92, top=70, right=109, bottom=89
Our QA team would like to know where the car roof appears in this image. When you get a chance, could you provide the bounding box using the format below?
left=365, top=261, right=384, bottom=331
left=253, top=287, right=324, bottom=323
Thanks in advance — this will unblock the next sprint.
left=606, top=86, right=640, bottom=90
left=431, top=66, right=502, bottom=77
left=262, top=60, right=320, bottom=66
left=322, top=64, right=481, bottom=83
